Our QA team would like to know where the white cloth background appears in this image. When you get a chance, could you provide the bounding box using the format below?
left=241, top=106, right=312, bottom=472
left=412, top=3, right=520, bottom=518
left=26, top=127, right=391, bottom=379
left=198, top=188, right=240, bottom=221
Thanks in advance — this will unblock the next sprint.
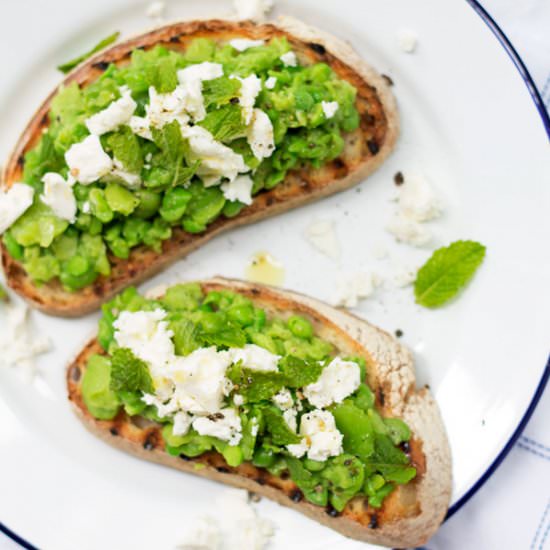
left=1, top=1, right=549, bottom=548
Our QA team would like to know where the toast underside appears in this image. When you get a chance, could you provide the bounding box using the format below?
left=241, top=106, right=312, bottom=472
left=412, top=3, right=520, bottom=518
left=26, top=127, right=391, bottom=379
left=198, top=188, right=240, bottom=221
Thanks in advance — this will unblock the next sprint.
left=2, top=16, right=399, bottom=316
left=67, top=278, right=451, bottom=547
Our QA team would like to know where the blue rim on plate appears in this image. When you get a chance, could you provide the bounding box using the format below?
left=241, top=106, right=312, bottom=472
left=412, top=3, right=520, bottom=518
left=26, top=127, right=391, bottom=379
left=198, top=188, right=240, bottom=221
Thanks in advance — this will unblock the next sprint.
left=1, top=1, right=549, bottom=547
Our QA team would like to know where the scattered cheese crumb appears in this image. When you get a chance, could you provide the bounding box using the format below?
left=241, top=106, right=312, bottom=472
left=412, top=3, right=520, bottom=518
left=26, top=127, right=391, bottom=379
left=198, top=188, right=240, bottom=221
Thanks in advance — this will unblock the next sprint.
left=221, top=175, right=254, bottom=205
left=303, top=220, right=340, bottom=261
left=233, top=0, right=274, bottom=21
left=386, top=215, right=432, bottom=247
left=397, top=29, right=418, bottom=53
left=392, top=264, right=419, bottom=287
left=0, top=299, right=51, bottom=380
left=332, top=271, right=380, bottom=308
left=398, top=173, right=441, bottom=222
left=280, top=51, right=297, bottom=67
left=179, top=489, right=274, bottom=550
left=145, top=1, right=165, bottom=20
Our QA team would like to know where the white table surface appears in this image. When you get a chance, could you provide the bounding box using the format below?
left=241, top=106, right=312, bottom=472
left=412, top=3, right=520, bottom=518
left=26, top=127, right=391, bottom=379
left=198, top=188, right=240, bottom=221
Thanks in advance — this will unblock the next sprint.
left=1, top=1, right=549, bottom=548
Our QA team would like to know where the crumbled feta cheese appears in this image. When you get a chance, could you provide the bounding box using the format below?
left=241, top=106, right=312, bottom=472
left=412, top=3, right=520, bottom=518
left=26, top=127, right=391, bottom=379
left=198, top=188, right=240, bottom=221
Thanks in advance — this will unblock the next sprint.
left=221, top=175, right=254, bottom=205
left=85, top=87, right=137, bottom=135
left=228, top=344, right=280, bottom=372
left=386, top=215, right=432, bottom=247
left=283, top=408, right=298, bottom=432
left=111, top=158, right=141, bottom=188
left=113, top=309, right=175, bottom=394
left=304, top=220, right=340, bottom=260
left=141, top=392, right=179, bottom=418
left=40, top=172, right=77, bottom=222
left=233, top=393, right=245, bottom=406
left=321, top=101, right=339, bottom=119
left=229, top=38, right=265, bottom=51
left=233, top=74, right=262, bottom=124
left=0, top=183, right=34, bottom=233
left=180, top=125, right=248, bottom=185
left=177, top=516, right=221, bottom=550
left=333, top=271, right=380, bottom=308
left=65, top=135, right=113, bottom=184
left=264, top=76, right=277, bottom=90
left=303, top=357, right=361, bottom=408
left=145, top=85, right=190, bottom=132
left=216, top=489, right=274, bottom=549
left=170, top=347, right=233, bottom=415
left=177, top=62, right=224, bottom=121
left=82, top=201, right=91, bottom=214
left=129, top=115, right=154, bottom=141
left=272, top=388, right=293, bottom=410
left=145, top=1, right=165, bottom=20
left=193, top=408, right=243, bottom=445
left=397, top=173, right=441, bottom=222
left=233, top=0, right=274, bottom=21
left=0, top=299, right=51, bottom=379
left=247, top=108, right=275, bottom=160
left=398, top=29, right=418, bottom=53
left=280, top=51, right=297, bottom=67
left=173, top=411, right=193, bottom=436
left=288, top=410, right=343, bottom=461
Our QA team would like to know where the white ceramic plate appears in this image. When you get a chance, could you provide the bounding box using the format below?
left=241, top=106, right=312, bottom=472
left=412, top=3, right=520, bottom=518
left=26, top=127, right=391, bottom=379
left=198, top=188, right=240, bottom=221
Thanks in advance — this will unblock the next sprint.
left=1, top=1, right=549, bottom=548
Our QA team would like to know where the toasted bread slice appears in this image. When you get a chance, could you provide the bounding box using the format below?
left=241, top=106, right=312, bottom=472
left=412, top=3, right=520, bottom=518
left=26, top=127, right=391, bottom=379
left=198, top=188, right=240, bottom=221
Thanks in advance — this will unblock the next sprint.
left=2, top=16, right=398, bottom=317
left=67, top=278, right=451, bottom=547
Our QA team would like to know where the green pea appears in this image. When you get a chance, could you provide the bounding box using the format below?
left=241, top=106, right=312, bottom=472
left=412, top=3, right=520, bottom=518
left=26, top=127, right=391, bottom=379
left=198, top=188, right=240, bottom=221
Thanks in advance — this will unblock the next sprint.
left=73, top=183, right=90, bottom=201
left=287, top=315, right=313, bottom=339
left=227, top=304, right=255, bottom=327
left=107, top=238, right=130, bottom=259
left=122, top=218, right=149, bottom=248
left=222, top=200, right=245, bottom=218
left=66, top=255, right=90, bottom=277
left=220, top=444, right=243, bottom=467
left=52, top=233, right=78, bottom=261
left=89, top=188, right=114, bottom=223
left=252, top=448, right=277, bottom=468
left=159, top=187, right=192, bottom=223
left=2, top=231, right=23, bottom=260
left=105, top=183, right=139, bottom=216
left=134, top=190, right=161, bottom=219
left=88, top=217, right=103, bottom=236
left=60, top=268, right=98, bottom=291
left=303, top=459, right=325, bottom=472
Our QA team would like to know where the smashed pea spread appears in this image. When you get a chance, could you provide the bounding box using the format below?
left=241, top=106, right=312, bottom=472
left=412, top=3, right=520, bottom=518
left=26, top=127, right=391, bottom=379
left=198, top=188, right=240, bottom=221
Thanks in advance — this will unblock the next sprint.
left=82, top=284, right=416, bottom=512
left=1, top=37, right=359, bottom=290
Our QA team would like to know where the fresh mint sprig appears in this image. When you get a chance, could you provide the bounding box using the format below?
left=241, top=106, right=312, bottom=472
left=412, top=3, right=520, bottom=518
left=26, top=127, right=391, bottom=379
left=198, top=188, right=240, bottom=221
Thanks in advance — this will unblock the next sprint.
left=414, top=240, right=486, bottom=308
left=58, top=31, right=120, bottom=74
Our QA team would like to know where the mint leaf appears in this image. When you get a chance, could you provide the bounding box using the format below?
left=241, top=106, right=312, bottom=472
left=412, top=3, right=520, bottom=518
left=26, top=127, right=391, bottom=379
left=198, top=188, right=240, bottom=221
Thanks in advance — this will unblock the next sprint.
left=105, top=126, right=143, bottom=173
left=58, top=32, right=120, bottom=74
left=202, top=77, right=241, bottom=109
left=279, top=355, right=324, bottom=388
left=147, top=121, right=199, bottom=189
left=110, top=348, right=154, bottom=394
left=415, top=240, right=486, bottom=308
left=226, top=364, right=285, bottom=402
left=261, top=407, right=301, bottom=445
left=199, top=104, right=247, bottom=143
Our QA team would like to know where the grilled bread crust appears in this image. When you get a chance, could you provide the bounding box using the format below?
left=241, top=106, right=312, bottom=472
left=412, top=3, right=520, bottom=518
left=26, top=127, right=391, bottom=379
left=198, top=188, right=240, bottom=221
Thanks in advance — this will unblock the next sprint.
left=2, top=16, right=398, bottom=317
left=67, top=278, right=451, bottom=547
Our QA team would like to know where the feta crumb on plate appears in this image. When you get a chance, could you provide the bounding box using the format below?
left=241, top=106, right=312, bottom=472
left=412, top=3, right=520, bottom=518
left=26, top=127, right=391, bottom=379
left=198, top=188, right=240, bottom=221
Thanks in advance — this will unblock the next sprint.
left=233, top=0, right=274, bottom=21
left=397, top=29, right=418, bottom=53
left=392, top=264, right=419, bottom=288
left=333, top=271, right=380, bottom=308
left=0, top=299, right=51, bottom=380
left=397, top=173, right=441, bottom=222
left=304, top=219, right=341, bottom=260
left=177, top=516, right=220, bottom=550
left=386, top=215, right=432, bottom=247
left=145, top=1, right=165, bottom=20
